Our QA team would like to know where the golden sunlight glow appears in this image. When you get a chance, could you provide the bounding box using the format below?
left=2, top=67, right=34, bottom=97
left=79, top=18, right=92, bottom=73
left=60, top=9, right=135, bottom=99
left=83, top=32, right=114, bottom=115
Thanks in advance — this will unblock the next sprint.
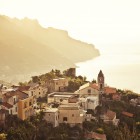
left=0, top=0, right=140, bottom=56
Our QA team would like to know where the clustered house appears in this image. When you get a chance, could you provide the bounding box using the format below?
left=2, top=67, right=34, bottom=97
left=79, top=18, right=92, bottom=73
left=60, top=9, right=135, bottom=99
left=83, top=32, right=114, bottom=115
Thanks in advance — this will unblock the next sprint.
left=0, top=82, right=48, bottom=121
left=0, top=69, right=120, bottom=139
left=46, top=78, right=68, bottom=92
left=58, top=104, right=85, bottom=127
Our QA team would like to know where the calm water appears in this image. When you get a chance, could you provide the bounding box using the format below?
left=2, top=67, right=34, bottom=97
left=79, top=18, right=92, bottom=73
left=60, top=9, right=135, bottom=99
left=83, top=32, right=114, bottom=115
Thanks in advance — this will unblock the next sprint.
left=76, top=54, right=140, bottom=94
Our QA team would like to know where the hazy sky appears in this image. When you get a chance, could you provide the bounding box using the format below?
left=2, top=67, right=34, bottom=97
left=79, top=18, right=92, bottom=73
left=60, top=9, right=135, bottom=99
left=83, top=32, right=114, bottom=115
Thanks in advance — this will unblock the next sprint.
left=0, top=0, right=140, bottom=55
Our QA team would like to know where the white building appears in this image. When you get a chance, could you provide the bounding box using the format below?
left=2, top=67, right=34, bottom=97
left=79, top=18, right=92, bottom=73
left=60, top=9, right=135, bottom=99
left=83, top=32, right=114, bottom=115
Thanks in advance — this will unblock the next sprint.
left=79, top=96, right=99, bottom=111
left=47, top=92, right=79, bottom=104
left=101, top=110, right=119, bottom=126
left=1, top=91, right=18, bottom=115
left=75, top=83, right=99, bottom=98
left=29, top=84, right=48, bottom=98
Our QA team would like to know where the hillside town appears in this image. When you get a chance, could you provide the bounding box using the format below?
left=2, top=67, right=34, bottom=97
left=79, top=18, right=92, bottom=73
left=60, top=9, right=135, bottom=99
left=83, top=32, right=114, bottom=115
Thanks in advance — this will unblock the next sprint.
left=0, top=68, right=140, bottom=140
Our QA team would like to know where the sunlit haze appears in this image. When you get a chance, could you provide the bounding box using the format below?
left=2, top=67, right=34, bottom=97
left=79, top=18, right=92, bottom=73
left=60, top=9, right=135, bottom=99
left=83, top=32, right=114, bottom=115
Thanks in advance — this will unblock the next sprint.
left=0, top=0, right=140, bottom=92
left=1, top=0, right=140, bottom=54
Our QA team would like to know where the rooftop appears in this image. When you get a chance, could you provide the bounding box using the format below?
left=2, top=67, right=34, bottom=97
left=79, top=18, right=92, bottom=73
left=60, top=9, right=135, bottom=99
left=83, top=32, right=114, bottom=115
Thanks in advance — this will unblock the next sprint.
left=53, top=78, right=65, bottom=81
left=122, top=111, right=134, bottom=117
left=58, top=104, right=79, bottom=110
left=85, top=132, right=106, bottom=140
left=43, top=108, right=58, bottom=113
left=54, top=95, right=73, bottom=98
left=48, top=92, right=78, bottom=97
left=105, top=110, right=116, bottom=120
left=79, top=82, right=90, bottom=90
left=104, top=87, right=116, bottom=94
left=2, top=102, right=13, bottom=109
left=92, top=132, right=106, bottom=140
left=98, top=70, right=104, bottom=77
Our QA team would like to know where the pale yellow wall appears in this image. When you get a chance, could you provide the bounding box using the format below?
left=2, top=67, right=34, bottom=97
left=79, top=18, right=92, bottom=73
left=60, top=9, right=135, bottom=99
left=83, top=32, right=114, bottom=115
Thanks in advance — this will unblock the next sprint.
left=44, top=111, right=59, bottom=127
left=78, top=87, right=99, bottom=98
left=30, top=86, right=48, bottom=98
left=49, top=78, right=68, bottom=92
left=59, top=109, right=83, bottom=124
left=18, top=96, right=34, bottom=120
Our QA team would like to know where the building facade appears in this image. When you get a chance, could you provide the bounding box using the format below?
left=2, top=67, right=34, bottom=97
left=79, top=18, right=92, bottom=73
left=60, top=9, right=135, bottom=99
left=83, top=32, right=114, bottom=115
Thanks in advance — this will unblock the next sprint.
left=58, top=104, right=84, bottom=127
left=47, top=78, right=68, bottom=93
left=18, top=96, right=34, bottom=120
left=43, top=108, right=59, bottom=127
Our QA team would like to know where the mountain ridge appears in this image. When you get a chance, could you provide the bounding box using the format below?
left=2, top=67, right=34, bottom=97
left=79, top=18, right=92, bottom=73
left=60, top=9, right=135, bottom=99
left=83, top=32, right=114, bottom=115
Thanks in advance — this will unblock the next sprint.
left=0, top=15, right=100, bottom=83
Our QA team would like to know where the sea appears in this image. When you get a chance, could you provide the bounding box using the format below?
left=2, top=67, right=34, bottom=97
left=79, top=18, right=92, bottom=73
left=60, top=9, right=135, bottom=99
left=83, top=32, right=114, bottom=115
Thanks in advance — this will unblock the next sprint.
left=76, top=54, right=140, bottom=94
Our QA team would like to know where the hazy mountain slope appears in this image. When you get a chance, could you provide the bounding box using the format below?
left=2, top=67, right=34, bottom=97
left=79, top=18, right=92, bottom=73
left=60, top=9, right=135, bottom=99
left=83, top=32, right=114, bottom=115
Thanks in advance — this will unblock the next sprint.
left=0, top=15, right=100, bottom=83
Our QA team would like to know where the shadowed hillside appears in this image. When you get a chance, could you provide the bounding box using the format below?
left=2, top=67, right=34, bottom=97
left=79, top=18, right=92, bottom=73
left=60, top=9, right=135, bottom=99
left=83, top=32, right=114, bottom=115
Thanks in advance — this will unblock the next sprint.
left=0, top=15, right=100, bottom=83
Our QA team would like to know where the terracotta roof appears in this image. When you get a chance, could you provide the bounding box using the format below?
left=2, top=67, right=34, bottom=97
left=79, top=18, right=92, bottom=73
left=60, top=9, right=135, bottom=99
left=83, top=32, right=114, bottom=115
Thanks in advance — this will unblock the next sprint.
left=18, top=86, right=30, bottom=91
left=4, top=90, right=29, bottom=100
left=122, top=111, right=134, bottom=117
left=0, top=109, right=9, bottom=114
left=2, top=102, right=13, bottom=109
left=85, top=132, right=106, bottom=140
left=28, top=83, right=39, bottom=88
left=78, top=83, right=99, bottom=91
left=3, top=91, right=17, bottom=99
left=104, top=87, right=116, bottom=94
left=106, top=110, right=116, bottom=120
left=92, top=132, right=106, bottom=140
left=17, top=91, right=29, bottom=100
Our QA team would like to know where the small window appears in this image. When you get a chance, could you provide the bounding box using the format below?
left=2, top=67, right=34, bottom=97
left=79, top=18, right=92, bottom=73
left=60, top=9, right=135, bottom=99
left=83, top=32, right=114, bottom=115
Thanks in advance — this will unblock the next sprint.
left=72, top=114, right=74, bottom=117
left=15, top=107, right=17, bottom=112
left=10, top=109, right=12, bottom=115
left=24, top=102, right=27, bottom=108
left=63, top=117, right=67, bottom=121
left=14, top=98, right=16, bottom=104
left=29, top=100, right=32, bottom=106
left=39, top=92, right=40, bottom=95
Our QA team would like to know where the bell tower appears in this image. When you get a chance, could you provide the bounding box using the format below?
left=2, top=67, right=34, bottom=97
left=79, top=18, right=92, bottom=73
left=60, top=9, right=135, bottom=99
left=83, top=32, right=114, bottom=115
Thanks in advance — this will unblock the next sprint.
left=97, top=70, right=104, bottom=106
left=97, top=70, right=104, bottom=91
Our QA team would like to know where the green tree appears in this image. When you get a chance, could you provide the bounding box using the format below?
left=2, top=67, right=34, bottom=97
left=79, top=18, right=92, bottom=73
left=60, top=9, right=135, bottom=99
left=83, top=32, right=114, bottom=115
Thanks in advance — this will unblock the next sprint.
left=92, top=79, right=96, bottom=84
left=32, top=76, right=40, bottom=83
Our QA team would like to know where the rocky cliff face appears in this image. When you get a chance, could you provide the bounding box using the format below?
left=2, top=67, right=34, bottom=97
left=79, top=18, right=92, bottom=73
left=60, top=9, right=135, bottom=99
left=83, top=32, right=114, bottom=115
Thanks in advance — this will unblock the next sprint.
left=0, top=15, right=100, bottom=83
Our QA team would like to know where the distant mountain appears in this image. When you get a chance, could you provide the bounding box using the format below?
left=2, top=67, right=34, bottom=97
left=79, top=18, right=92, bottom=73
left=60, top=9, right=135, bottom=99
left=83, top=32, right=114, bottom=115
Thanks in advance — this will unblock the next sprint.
left=0, top=15, right=100, bottom=83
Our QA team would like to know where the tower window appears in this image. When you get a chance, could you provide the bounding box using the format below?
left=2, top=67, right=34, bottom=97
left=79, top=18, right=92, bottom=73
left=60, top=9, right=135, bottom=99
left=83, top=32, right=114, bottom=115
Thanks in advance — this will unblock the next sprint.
left=100, top=84, right=102, bottom=89
left=88, top=89, right=91, bottom=93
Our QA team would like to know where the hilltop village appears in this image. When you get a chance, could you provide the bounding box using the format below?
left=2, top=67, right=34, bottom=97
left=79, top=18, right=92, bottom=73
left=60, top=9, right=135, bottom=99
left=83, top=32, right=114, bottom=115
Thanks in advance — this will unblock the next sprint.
left=0, top=68, right=140, bottom=140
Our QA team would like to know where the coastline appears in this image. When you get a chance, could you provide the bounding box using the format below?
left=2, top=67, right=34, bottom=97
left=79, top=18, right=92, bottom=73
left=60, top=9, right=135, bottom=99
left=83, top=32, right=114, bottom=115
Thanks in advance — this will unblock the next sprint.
left=76, top=54, right=140, bottom=94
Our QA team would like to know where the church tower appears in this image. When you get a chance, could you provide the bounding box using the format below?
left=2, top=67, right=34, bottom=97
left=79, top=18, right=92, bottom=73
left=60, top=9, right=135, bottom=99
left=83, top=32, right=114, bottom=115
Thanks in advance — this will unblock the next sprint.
left=97, top=70, right=104, bottom=106
left=97, top=70, right=104, bottom=91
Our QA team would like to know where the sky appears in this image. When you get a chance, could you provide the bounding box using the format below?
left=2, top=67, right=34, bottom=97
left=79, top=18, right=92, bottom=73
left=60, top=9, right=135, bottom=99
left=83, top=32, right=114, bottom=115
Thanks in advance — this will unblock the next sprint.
left=0, top=0, right=140, bottom=55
